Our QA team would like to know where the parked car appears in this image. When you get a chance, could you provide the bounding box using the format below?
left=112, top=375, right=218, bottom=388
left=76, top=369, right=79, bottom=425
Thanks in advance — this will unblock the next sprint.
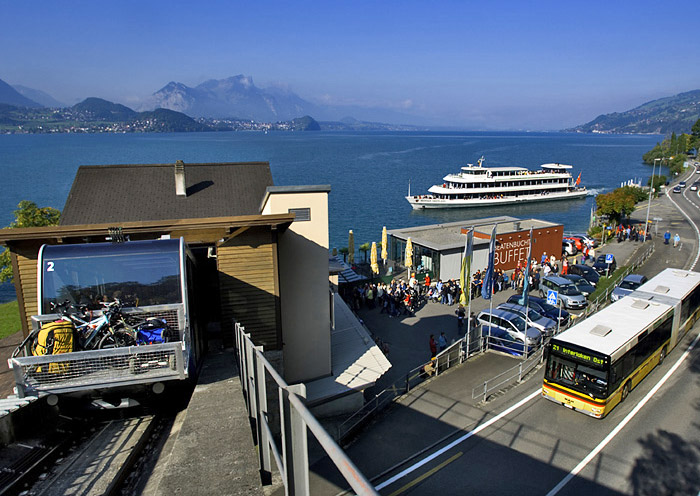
left=673, top=186, right=682, bottom=194
left=592, top=254, right=617, bottom=275
left=540, top=275, right=588, bottom=310
left=506, top=294, right=571, bottom=328
left=479, top=324, right=537, bottom=356
left=610, top=274, right=648, bottom=301
left=497, top=302, right=557, bottom=337
left=576, top=234, right=599, bottom=248
left=567, top=264, right=600, bottom=286
left=476, top=308, right=542, bottom=349
left=562, top=240, right=577, bottom=256
left=562, top=274, right=596, bottom=297
left=563, top=236, right=584, bottom=252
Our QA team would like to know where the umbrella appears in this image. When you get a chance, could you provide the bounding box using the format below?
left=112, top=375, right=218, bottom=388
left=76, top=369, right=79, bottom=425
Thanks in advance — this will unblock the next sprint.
left=348, top=230, right=354, bottom=264
left=404, top=237, right=413, bottom=269
left=381, top=226, right=388, bottom=263
left=370, top=242, right=379, bottom=274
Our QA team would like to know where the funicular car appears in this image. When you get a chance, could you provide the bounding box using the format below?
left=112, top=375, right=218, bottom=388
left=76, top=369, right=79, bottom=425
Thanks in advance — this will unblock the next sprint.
left=9, top=238, right=201, bottom=398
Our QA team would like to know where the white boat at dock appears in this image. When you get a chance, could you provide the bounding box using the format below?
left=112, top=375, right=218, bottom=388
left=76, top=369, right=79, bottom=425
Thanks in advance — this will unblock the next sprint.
left=406, top=157, right=587, bottom=209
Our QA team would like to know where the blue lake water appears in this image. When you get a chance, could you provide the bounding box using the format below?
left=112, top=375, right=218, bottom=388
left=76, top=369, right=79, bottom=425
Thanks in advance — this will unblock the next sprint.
left=0, top=131, right=664, bottom=303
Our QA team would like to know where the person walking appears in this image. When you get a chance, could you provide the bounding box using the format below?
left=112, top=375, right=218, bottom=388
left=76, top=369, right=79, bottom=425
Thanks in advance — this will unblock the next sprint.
left=429, top=334, right=437, bottom=358
left=456, top=305, right=466, bottom=329
left=674, top=233, right=680, bottom=247
left=664, top=230, right=671, bottom=245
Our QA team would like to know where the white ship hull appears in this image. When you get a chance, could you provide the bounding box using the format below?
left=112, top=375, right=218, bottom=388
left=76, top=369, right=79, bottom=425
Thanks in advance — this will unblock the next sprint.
left=407, top=189, right=588, bottom=209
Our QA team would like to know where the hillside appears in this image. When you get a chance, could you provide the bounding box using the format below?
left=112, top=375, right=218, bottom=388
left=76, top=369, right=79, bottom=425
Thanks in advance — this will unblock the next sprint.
left=0, top=78, right=42, bottom=108
left=565, top=90, right=700, bottom=135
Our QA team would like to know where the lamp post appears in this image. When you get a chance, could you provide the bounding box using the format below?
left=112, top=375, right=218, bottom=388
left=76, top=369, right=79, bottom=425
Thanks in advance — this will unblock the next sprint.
left=644, top=160, right=657, bottom=242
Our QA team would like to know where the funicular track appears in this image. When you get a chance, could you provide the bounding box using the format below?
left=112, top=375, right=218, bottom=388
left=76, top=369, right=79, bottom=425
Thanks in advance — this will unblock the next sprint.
left=0, top=402, right=174, bottom=496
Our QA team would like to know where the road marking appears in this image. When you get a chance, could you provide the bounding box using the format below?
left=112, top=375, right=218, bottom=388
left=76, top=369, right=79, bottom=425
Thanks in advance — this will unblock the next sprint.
left=387, top=451, right=463, bottom=496
left=668, top=177, right=700, bottom=270
left=546, top=329, right=700, bottom=496
left=375, top=389, right=541, bottom=491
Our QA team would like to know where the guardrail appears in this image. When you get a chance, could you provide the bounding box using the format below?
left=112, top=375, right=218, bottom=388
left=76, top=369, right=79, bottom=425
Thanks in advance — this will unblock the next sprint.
left=336, top=333, right=483, bottom=444
left=234, top=322, right=378, bottom=496
left=471, top=346, right=544, bottom=402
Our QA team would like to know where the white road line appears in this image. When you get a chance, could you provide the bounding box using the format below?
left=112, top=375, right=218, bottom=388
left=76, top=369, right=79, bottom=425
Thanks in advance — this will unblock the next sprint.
left=375, top=389, right=541, bottom=491
left=546, top=330, right=700, bottom=496
left=668, top=179, right=700, bottom=270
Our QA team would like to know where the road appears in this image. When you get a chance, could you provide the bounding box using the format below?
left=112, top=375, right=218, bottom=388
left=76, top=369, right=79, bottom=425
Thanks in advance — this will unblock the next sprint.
left=329, top=166, right=700, bottom=496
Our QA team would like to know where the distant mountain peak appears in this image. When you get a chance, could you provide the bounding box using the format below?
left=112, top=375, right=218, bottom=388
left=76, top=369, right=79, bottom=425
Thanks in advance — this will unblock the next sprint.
left=0, top=77, right=42, bottom=108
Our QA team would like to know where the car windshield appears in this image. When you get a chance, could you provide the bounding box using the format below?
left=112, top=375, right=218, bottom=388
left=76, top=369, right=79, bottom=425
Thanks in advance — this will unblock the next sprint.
left=507, top=315, right=527, bottom=333
left=619, top=280, right=641, bottom=290
left=560, top=284, right=580, bottom=296
left=527, top=308, right=543, bottom=321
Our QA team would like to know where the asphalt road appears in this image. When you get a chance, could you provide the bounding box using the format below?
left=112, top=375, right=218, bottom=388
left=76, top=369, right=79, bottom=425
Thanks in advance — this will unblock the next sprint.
left=313, top=167, right=700, bottom=496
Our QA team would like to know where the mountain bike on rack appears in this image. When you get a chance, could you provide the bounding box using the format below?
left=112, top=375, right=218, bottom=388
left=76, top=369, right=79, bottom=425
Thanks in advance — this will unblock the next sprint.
left=50, top=299, right=137, bottom=350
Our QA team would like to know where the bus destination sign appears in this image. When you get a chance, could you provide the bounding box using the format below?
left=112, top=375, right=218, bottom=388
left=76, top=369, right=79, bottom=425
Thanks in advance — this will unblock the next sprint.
left=551, top=343, right=606, bottom=367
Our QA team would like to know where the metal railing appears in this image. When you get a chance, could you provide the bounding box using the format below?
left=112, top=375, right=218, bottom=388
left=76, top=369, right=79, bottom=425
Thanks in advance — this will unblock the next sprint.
left=471, top=345, right=544, bottom=402
left=336, top=333, right=483, bottom=443
left=234, top=322, right=378, bottom=496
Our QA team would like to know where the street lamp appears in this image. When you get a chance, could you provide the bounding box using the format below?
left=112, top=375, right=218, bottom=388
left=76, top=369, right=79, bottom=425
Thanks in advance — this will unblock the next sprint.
left=645, top=160, right=657, bottom=242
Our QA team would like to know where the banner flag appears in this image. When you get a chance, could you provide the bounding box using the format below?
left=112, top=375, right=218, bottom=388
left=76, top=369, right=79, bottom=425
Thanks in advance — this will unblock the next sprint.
left=481, top=224, right=497, bottom=300
left=459, top=228, right=474, bottom=306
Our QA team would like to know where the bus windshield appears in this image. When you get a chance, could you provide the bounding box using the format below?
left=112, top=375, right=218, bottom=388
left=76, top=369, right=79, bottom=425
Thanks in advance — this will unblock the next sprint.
left=546, top=353, right=608, bottom=398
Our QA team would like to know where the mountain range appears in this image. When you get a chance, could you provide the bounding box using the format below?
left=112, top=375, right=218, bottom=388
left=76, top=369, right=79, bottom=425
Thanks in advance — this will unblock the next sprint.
left=565, top=90, right=700, bottom=135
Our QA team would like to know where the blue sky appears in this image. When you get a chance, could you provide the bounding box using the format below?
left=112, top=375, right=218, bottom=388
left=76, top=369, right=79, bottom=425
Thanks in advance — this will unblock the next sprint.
left=2, top=0, right=699, bottom=129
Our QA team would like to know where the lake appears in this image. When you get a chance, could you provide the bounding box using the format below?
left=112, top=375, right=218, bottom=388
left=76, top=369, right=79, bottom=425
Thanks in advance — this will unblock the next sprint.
left=0, top=131, right=664, bottom=302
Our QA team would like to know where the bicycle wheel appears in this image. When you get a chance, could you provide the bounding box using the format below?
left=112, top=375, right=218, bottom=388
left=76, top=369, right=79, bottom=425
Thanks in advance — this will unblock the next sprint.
left=98, top=329, right=137, bottom=349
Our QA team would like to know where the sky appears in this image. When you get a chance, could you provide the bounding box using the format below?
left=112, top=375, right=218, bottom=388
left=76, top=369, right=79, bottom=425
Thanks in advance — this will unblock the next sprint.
left=2, top=0, right=699, bottom=130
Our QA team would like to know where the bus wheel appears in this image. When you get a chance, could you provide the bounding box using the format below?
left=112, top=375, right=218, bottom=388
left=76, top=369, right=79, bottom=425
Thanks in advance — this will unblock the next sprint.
left=621, top=382, right=631, bottom=402
left=659, top=347, right=667, bottom=365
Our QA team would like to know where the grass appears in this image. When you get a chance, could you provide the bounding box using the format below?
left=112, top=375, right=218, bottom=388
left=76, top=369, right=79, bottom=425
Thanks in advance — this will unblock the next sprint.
left=0, top=300, right=21, bottom=340
left=589, top=266, right=628, bottom=301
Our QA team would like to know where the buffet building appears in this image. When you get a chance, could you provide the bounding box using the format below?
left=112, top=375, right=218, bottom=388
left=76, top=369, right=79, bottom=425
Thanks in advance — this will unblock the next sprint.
left=387, top=216, right=564, bottom=281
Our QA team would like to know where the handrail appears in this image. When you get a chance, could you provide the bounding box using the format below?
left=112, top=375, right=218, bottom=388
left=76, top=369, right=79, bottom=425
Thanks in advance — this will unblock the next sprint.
left=235, top=322, right=379, bottom=496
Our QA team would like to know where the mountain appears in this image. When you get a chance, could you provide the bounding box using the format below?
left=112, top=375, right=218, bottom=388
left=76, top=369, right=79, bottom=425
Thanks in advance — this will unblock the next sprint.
left=13, top=85, right=65, bottom=108
left=0, top=78, right=42, bottom=108
left=141, top=75, right=320, bottom=122
left=565, top=90, right=700, bottom=135
left=72, top=97, right=137, bottom=121
left=136, top=108, right=210, bottom=132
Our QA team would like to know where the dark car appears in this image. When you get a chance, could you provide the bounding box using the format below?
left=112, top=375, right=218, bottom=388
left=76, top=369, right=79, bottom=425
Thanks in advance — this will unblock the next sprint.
left=592, top=254, right=617, bottom=275
left=563, top=274, right=596, bottom=297
left=673, top=186, right=682, bottom=194
left=507, top=294, right=571, bottom=328
left=568, top=264, right=600, bottom=286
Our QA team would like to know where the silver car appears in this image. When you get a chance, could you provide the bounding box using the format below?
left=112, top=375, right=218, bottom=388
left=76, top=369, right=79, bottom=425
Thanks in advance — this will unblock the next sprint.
left=497, top=302, right=557, bottom=337
left=541, top=275, right=588, bottom=310
left=611, top=274, right=648, bottom=302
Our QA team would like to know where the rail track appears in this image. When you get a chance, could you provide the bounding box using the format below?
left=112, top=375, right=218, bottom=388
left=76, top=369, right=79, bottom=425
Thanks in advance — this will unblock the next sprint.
left=0, top=402, right=175, bottom=496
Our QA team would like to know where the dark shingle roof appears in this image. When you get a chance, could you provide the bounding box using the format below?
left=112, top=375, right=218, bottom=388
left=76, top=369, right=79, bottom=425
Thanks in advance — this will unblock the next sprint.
left=60, top=161, right=273, bottom=225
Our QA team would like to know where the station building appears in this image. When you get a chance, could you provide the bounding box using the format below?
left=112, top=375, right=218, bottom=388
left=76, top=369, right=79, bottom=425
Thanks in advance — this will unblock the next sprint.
left=388, top=216, right=564, bottom=281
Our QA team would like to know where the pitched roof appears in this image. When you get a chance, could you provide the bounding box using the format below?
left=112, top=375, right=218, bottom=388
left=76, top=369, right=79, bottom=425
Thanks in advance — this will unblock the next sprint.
left=60, top=161, right=273, bottom=225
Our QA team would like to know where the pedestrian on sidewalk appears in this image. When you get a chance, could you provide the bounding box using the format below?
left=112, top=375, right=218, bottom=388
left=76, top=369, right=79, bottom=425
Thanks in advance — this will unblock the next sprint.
left=674, top=233, right=680, bottom=247
left=456, top=305, right=466, bottom=329
left=438, top=332, right=447, bottom=352
left=429, top=334, right=437, bottom=358
left=664, top=230, right=671, bottom=245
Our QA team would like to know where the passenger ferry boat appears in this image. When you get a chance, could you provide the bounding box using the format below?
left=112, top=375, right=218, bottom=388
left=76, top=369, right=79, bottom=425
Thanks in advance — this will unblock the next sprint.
left=406, top=157, right=587, bottom=209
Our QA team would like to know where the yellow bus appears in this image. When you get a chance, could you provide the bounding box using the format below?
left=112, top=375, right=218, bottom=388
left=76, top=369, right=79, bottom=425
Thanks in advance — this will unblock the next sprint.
left=542, top=268, right=700, bottom=418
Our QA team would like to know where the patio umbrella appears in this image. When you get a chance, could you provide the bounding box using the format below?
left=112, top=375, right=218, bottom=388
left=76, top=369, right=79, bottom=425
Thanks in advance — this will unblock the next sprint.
left=381, top=226, right=388, bottom=263
left=348, top=230, right=354, bottom=264
left=370, top=242, right=379, bottom=274
left=404, top=237, right=413, bottom=269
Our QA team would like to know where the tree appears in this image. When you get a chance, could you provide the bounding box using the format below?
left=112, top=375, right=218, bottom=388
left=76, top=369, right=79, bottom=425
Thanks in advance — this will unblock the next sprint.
left=0, top=201, right=60, bottom=282
left=595, top=186, right=644, bottom=224
left=359, top=242, right=370, bottom=262
left=338, top=247, right=349, bottom=263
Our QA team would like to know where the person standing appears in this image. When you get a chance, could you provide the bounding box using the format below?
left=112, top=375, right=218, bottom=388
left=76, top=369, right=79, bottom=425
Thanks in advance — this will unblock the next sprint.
left=438, top=332, right=447, bottom=352
left=429, top=334, right=437, bottom=358
left=456, top=305, right=466, bottom=329
left=664, top=230, right=671, bottom=245
left=674, top=233, right=681, bottom=247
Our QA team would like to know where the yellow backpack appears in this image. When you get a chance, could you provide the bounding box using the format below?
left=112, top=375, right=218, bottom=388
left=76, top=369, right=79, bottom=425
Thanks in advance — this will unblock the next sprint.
left=32, top=320, right=76, bottom=373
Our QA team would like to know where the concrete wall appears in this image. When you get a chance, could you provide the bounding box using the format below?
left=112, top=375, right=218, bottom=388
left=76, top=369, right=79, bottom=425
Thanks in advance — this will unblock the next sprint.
left=439, top=250, right=462, bottom=281
left=262, top=191, right=331, bottom=383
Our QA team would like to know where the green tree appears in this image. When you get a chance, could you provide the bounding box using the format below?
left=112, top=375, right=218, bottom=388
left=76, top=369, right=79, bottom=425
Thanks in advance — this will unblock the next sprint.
left=0, top=201, right=60, bottom=282
left=647, top=174, right=668, bottom=194
left=359, top=242, right=370, bottom=262
left=338, top=247, right=349, bottom=263
left=595, top=186, right=644, bottom=224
